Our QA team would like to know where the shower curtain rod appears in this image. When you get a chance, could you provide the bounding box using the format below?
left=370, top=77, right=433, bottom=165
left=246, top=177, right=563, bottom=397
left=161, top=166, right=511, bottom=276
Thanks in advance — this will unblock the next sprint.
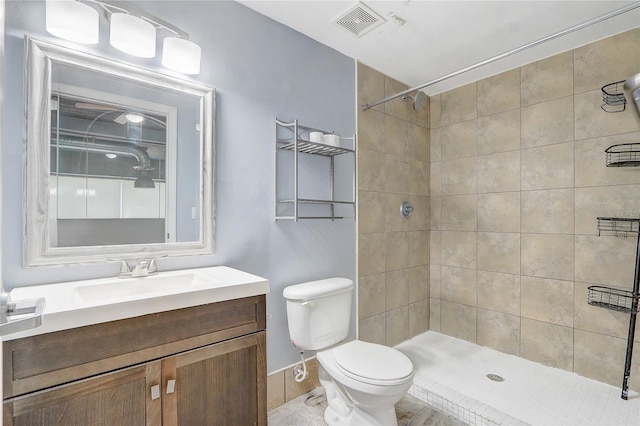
left=362, top=1, right=640, bottom=111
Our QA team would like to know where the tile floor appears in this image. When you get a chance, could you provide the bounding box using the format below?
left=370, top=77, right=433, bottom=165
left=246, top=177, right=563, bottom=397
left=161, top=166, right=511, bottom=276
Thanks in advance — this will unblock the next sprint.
left=267, top=386, right=466, bottom=425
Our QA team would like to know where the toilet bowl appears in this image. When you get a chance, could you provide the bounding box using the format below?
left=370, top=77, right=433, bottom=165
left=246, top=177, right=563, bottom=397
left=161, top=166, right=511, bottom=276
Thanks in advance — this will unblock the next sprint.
left=316, top=339, right=414, bottom=425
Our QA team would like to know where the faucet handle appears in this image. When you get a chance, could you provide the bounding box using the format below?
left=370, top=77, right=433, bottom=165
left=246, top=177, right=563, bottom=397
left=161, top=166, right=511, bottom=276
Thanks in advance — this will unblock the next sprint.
left=148, top=255, right=167, bottom=273
left=109, top=259, right=131, bottom=274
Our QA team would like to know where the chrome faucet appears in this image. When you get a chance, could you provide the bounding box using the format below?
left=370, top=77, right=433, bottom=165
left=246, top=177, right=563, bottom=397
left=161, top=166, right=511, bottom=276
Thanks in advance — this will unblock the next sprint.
left=113, top=256, right=166, bottom=278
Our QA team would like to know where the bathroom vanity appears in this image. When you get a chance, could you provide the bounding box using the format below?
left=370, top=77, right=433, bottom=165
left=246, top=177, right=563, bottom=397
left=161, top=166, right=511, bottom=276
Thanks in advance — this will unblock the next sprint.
left=2, top=267, right=268, bottom=426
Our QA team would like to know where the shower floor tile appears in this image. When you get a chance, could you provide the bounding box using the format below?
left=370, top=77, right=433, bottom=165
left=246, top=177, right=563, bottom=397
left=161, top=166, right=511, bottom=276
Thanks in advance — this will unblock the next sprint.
left=267, top=386, right=466, bottom=425
left=396, top=331, right=640, bottom=426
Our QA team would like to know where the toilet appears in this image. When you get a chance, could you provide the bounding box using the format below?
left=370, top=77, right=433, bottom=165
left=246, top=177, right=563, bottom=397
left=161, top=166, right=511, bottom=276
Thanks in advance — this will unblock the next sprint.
left=283, top=277, right=414, bottom=425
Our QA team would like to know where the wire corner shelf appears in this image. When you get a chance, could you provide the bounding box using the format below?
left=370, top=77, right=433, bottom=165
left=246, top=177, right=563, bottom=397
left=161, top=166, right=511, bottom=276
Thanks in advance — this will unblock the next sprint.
left=605, top=144, right=640, bottom=168
left=597, top=217, right=640, bottom=237
left=588, top=285, right=639, bottom=314
left=601, top=80, right=627, bottom=113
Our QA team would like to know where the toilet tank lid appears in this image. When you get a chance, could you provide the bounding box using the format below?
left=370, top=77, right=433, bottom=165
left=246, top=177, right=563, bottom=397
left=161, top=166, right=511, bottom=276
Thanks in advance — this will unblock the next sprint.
left=283, top=277, right=354, bottom=301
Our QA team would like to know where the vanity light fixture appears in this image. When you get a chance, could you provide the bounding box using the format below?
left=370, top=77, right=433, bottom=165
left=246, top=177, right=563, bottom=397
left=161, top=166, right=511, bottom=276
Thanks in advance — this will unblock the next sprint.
left=45, top=0, right=99, bottom=44
left=109, top=13, right=156, bottom=58
left=44, top=0, right=202, bottom=74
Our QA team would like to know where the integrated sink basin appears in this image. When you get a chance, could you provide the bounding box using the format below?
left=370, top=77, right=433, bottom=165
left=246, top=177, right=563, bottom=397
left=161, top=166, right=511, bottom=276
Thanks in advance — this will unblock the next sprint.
left=5, top=266, right=269, bottom=340
left=73, top=271, right=218, bottom=303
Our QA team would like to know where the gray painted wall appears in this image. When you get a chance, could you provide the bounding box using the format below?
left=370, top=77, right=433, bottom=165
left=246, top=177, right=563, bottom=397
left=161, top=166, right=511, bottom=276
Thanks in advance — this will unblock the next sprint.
left=2, top=0, right=356, bottom=372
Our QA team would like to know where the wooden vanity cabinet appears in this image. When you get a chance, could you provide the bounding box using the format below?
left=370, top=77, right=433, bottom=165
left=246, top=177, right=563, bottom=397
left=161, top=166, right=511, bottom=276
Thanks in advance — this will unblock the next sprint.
left=3, top=295, right=267, bottom=426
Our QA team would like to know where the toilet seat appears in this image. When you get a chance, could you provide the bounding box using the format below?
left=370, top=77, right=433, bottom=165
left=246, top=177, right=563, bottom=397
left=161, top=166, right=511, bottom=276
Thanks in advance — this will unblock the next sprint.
left=331, top=340, right=414, bottom=386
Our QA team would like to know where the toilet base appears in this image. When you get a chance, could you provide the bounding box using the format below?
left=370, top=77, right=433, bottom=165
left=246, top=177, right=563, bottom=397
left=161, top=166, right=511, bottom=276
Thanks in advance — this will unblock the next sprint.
left=319, top=364, right=399, bottom=426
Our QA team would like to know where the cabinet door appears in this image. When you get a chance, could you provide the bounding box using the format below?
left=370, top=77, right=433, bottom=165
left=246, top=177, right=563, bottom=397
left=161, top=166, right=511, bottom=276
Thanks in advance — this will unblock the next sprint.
left=162, top=332, right=266, bottom=426
left=4, top=362, right=161, bottom=426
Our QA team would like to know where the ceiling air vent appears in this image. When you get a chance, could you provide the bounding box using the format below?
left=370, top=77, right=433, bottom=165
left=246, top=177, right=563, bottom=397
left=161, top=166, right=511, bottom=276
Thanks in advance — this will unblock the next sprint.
left=334, top=2, right=385, bottom=38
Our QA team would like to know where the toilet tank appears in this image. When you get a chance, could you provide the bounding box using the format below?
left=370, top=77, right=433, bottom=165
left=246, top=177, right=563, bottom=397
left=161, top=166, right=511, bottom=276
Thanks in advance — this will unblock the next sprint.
left=283, top=277, right=354, bottom=351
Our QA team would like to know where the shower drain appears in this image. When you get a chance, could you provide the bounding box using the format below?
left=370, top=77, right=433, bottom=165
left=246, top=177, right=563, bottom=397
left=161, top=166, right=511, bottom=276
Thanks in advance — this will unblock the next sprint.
left=486, top=373, right=505, bottom=382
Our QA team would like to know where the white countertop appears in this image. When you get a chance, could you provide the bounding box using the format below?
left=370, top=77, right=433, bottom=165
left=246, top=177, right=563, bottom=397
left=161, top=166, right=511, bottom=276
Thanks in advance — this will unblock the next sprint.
left=4, top=266, right=269, bottom=340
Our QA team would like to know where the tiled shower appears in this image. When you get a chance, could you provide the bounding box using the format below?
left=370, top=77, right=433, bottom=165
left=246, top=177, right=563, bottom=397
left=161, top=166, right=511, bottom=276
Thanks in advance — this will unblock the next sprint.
left=357, top=27, right=640, bottom=391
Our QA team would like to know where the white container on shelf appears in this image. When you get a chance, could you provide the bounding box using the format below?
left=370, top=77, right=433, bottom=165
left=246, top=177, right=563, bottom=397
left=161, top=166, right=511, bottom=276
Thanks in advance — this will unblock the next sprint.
left=310, top=132, right=324, bottom=143
left=324, top=134, right=339, bottom=146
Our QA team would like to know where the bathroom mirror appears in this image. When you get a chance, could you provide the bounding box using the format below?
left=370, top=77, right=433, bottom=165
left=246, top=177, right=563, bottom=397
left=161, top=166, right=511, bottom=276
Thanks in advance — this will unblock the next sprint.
left=23, top=38, right=215, bottom=267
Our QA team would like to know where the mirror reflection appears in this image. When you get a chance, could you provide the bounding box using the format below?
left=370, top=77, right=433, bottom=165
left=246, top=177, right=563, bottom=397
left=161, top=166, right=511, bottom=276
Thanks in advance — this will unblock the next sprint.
left=24, top=38, right=215, bottom=267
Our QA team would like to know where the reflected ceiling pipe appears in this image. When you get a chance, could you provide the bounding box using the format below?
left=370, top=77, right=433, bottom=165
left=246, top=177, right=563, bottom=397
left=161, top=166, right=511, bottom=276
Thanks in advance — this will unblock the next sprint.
left=44, top=0, right=201, bottom=74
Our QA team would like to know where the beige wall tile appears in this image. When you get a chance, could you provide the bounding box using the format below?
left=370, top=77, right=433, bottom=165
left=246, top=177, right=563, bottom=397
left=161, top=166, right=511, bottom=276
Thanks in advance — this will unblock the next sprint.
left=358, top=108, right=385, bottom=151
left=385, top=76, right=410, bottom=121
left=574, top=28, right=640, bottom=93
left=386, top=306, right=409, bottom=347
left=477, top=109, right=520, bottom=155
left=521, top=51, right=573, bottom=106
left=410, top=123, right=430, bottom=163
left=442, top=157, right=477, bottom=195
left=359, top=313, right=386, bottom=344
left=441, top=266, right=477, bottom=306
left=385, top=231, right=409, bottom=271
left=359, top=148, right=386, bottom=191
left=520, top=318, right=573, bottom=370
left=442, top=194, right=478, bottom=231
left=430, top=231, right=442, bottom=265
left=574, top=281, right=639, bottom=342
left=478, top=192, right=520, bottom=233
left=358, top=273, right=386, bottom=319
left=521, top=188, right=574, bottom=234
left=521, top=276, right=574, bottom=327
left=575, top=234, right=637, bottom=288
left=477, top=270, right=521, bottom=316
left=478, top=150, right=520, bottom=193
left=442, top=231, right=477, bottom=269
left=267, top=370, right=285, bottom=411
left=477, top=68, right=520, bottom=117
left=430, top=127, right=442, bottom=163
left=521, top=96, right=574, bottom=148
left=358, top=190, right=386, bottom=234
left=430, top=298, right=441, bottom=332
left=386, top=268, right=409, bottom=310
left=575, top=185, right=640, bottom=235
left=430, top=264, right=442, bottom=299
left=575, top=90, right=640, bottom=141
left=442, top=83, right=477, bottom=126
left=408, top=230, right=430, bottom=267
left=386, top=192, right=411, bottom=232
left=575, top=132, right=640, bottom=188
left=521, top=233, right=574, bottom=281
left=410, top=159, right=429, bottom=195
left=477, top=232, right=520, bottom=275
left=441, top=301, right=477, bottom=343
left=430, top=161, right=442, bottom=196
left=574, top=329, right=640, bottom=391
left=430, top=195, right=442, bottom=231
left=285, top=358, right=319, bottom=401
left=477, top=309, right=520, bottom=356
left=385, top=114, right=409, bottom=158
left=441, top=119, right=478, bottom=161
left=409, top=195, right=430, bottom=232
left=430, top=94, right=442, bottom=129
left=409, top=300, right=430, bottom=338
left=521, top=142, right=574, bottom=190
left=357, top=62, right=385, bottom=113
left=409, top=265, right=429, bottom=303
left=385, top=154, right=410, bottom=194
left=358, top=232, right=385, bottom=276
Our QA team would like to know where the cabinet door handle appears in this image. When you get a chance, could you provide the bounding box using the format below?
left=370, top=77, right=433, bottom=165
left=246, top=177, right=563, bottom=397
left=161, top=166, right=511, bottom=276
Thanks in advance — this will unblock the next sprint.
left=166, top=379, right=176, bottom=394
left=150, top=384, right=160, bottom=400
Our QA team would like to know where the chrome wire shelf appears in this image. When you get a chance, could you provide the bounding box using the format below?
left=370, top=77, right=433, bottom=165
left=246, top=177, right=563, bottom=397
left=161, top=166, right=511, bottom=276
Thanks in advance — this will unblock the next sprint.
left=601, top=80, right=627, bottom=113
left=597, top=217, right=640, bottom=237
left=605, top=143, right=640, bottom=167
left=276, top=139, right=353, bottom=157
left=588, top=285, right=639, bottom=314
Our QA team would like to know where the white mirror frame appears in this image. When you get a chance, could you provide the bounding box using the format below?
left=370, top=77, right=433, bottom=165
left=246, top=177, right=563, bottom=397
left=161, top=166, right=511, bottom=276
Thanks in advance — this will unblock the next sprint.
left=23, top=37, right=215, bottom=267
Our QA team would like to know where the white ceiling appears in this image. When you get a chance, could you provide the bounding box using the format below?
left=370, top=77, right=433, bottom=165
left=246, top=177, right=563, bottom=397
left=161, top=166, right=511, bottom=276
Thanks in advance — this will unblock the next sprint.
left=239, top=1, right=640, bottom=99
